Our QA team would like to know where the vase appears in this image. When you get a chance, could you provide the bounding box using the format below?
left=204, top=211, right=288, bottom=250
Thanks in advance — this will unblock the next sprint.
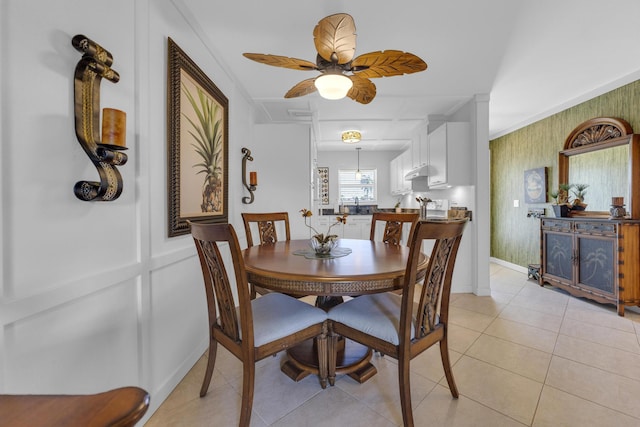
left=552, top=205, right=570, bottom=217
left=310, top=236, right=338, bottom=255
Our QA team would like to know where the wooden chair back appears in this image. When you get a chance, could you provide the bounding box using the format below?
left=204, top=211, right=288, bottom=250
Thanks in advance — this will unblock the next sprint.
left=190, top=221, right=328, bottom=426
left=242, top=212, right=290, bottom=247
left=403, top=219, right=467, bottom=345
left=191, top=222, right=253, bottom=349
left=369, top=212, right=419, bottom=246
left=328, top=219, right=468, bottom=427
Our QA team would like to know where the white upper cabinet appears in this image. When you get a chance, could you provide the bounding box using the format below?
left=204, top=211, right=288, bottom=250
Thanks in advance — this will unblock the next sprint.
left=411, top=132, right=421, bottom=169
left=390, top=149, right=412, bottom=195
left=389, top=156, right=400, bottom=195
left=428, top=122, right=472, bottom=188
left=399, top=149, right=413, bottom=193
left=418, top=125, right=429, bottom=167
left=390, top=122, right=471, bottom=193
left=409, top=123, right=429, bottom=170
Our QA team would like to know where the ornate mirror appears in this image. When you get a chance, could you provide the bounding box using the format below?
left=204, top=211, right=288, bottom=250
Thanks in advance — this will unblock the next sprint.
left=558, top=117, right=640, bottom=219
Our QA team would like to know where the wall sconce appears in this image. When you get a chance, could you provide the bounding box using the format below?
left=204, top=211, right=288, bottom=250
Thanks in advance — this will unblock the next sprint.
left=71, top=34, right=127, bottom=201
left=241, top=147, right=257, bottom=204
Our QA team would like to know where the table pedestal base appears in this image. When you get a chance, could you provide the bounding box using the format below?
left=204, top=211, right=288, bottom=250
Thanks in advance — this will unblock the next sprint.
left=281, top=337, right=377, bottom=385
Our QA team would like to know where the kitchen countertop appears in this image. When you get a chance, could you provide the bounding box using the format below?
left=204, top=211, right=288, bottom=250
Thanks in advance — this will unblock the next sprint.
left=319, top=207, right=420, bottom=216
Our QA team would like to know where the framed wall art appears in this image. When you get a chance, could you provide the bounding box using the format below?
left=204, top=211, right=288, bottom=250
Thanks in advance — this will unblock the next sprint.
left=317, top=167, right=329, bottom=205
left=167, top=37, right=229, bottom=237
left=524, top=167, right=547, bottom=204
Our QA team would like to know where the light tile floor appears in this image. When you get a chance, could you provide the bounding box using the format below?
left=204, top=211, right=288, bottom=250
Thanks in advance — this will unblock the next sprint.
left=145, top=263, right=640, bottom=426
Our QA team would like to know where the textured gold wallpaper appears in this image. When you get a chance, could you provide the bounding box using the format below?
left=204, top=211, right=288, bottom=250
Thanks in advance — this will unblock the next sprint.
left=490, top=80, right=640, bottom=267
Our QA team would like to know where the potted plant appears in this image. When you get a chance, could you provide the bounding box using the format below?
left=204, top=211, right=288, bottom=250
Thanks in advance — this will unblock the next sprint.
left=550, top=183, right=573, bottom=217
left=394, top=197, right=402, bottom=213
left=571, top=183, right=589, bottom=211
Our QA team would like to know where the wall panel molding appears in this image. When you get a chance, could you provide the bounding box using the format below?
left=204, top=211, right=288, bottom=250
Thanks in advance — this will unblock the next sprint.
left=1, top=262, right=143, bottom=325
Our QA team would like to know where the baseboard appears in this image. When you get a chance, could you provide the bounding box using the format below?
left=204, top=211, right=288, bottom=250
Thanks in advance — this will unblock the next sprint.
left=490, top=257, right=528, bottom=274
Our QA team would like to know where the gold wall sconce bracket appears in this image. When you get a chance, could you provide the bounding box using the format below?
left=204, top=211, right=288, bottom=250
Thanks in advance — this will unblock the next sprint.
left=241, top=147, right=257, bottom=204
left=72, top=34, right=127, bottom=201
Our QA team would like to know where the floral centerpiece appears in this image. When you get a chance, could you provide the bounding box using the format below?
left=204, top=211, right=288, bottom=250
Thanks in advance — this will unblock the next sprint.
left=300, top=209, right=348, bottom=254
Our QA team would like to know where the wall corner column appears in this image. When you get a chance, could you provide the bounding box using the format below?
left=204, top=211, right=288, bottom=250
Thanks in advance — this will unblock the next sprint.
left=472, top=94, right=491, bottom=296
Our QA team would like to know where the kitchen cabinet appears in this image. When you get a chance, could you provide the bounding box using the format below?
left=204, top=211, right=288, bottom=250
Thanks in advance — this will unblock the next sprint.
left=428, top=122, right=471, bottom=188
left=418, top=126, right=429, bottom=168
left=540, top=217, right=640, bottom=316
left=411, top=134, right=421, bottom=169
left=390, top=150, right=412, bottom=195
left=408, top=124, right=428, bottom=171
left=389, top=156, right=399, bottom=195
left=316, top=215, right=372, bottom=240
left=343, top=216, right=372, bottom=239
left=399, top=150, right=412, bottom=193
left=315, top=216, right=344, bottom=239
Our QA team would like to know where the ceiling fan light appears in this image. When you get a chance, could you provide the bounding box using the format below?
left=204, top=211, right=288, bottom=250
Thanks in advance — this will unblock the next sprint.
left=314, top=74, right=353, bottom=100
left=342, top=130, right=361, bottom=144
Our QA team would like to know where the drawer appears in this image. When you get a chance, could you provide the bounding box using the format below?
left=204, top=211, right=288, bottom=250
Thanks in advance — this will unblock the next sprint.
left=574, top=221, right=617, bottom=236
left=541, top=218, right=572, bottom=232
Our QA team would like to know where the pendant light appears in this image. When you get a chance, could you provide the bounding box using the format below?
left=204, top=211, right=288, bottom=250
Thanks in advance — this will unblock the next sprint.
left=355, top=147, right=362, bottom=180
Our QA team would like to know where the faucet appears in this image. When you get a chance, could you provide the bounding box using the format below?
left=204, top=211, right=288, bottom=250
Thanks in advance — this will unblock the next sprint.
left=354, top=197, right=360, bottom=214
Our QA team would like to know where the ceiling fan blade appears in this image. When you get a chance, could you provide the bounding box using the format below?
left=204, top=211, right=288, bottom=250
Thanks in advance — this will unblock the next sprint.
left=243, top=53, right=318, bottom=71
left=313, top=13, right=356, bottom=64
left=351, top=50, right=427, bottom=78
left=284, top=78, right=318, bottom=99
left=347, top=75, right=376, bottom=104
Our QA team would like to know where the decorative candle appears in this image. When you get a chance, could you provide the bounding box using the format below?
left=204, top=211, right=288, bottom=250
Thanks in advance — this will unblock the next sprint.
left=250, top=171, right=257, bottom=186
left=101, top=108, right=126, bottom=148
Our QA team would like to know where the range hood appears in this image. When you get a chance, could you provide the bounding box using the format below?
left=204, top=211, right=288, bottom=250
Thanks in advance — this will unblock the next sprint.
left=404, top=165, right=431, bottom=180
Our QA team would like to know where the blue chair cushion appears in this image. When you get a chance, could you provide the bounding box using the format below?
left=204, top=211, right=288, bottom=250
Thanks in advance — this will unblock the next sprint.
left=250, top=293, right=327, bottom=347
left=328, top=293, right=415, bottom=345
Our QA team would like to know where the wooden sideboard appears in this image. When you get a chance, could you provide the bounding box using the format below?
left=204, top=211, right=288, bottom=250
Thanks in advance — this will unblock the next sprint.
left=540, top=217, right=640, bottom=316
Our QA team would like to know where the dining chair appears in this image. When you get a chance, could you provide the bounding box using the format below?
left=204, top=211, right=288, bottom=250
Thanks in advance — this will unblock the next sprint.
left=241, top=212, right=290, bottom=247
left=242, top=212, right=291, bottom=298
left=328, top=219, right=468, bottom=427
left=0, top=386, right=149, bottom=426
left=189, top=221, right=328, bottom=427
left=370, top=212, right=421, bottom=301
left=369, top=212, right=419, bottom=246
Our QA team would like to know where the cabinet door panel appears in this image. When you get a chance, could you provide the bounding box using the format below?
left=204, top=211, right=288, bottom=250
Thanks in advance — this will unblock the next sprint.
left=428, top=125, right=447, bottom=186
left=543, top=231, right=573, bottom=281
left=577, top=236, right=615, bottom=295
left=343, top=223, right=361, bottom=239
left=390, top=157, right=399, bottom=194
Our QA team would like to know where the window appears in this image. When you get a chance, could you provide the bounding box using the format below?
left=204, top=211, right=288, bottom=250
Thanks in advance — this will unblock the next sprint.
left=338, top=169, right=377, bottom=203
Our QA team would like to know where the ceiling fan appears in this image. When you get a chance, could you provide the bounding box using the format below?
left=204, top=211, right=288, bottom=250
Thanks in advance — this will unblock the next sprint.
left=243, top=13, right=427, bottom=104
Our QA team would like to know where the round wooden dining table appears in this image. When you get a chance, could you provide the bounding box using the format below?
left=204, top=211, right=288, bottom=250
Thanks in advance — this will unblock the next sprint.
left=243, top=238, right=428, bottom=384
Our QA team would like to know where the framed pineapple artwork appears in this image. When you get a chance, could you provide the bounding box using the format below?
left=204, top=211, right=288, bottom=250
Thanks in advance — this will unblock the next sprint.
left=167, top=37, right=229, bottom=237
